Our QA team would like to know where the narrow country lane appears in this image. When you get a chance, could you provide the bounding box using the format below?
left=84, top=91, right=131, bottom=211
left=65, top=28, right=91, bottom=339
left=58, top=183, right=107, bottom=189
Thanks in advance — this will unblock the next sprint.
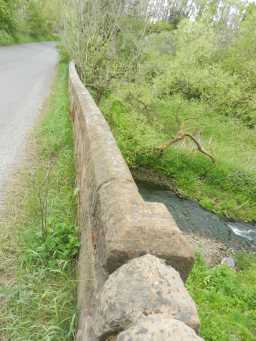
left=0, top=43, right=58, bottom=204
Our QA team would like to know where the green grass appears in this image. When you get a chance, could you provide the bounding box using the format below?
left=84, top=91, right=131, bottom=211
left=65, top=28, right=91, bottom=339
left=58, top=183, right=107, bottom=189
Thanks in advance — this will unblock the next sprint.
left=187, top=253, right=256, bottom=340
left=0, top=61, right=78, bottom=340
left=100, top=93, right=256, bottom=222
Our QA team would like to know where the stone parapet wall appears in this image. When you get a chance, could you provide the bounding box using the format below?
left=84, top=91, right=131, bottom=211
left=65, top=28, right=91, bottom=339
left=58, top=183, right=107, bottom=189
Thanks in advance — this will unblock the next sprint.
left=69, top=62, right=202, bottom=340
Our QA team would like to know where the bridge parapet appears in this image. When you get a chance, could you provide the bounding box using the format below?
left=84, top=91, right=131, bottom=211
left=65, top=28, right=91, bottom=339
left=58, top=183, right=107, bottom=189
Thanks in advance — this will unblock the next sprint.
left=69, top=62, right=202, bottom=341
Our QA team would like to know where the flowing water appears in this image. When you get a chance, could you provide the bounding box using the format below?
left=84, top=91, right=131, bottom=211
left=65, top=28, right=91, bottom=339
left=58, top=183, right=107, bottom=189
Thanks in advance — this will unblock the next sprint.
left=138, top=182, right=256, bottom=251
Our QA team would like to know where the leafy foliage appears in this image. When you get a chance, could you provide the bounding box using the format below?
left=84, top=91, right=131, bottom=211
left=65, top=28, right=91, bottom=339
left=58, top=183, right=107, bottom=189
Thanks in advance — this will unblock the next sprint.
left=0, top=0, right=16, bottom=33
left=63, top=2, right=256, bottom=222
left=96, top=3, right=256, bottom=221
left=0, top=0, right=60, bottom=45
left=62, top=2, right=256, bottom=222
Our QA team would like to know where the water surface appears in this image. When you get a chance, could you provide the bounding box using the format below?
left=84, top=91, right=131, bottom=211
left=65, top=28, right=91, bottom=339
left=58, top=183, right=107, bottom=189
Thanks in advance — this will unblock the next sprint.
left=138, top=183, right=256, bottom=251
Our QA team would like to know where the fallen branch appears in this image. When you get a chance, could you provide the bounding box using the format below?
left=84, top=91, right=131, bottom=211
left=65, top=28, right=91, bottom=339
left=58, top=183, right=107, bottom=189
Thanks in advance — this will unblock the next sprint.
left=158, top=133, right=215, bottom=163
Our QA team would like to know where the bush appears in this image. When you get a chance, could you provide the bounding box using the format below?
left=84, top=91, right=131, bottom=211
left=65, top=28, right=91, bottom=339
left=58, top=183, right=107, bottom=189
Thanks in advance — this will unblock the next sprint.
left=0, top=0, right=60, bottom=45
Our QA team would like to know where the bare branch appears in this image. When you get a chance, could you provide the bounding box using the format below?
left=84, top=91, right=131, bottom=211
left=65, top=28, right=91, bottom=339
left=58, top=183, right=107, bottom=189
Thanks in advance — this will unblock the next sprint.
left=158, top=133, right=215, bottom=163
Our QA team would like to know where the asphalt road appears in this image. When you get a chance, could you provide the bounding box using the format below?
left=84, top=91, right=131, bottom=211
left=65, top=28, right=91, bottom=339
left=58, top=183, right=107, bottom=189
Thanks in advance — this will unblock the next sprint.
left=0, top=42, right=58, bottom=203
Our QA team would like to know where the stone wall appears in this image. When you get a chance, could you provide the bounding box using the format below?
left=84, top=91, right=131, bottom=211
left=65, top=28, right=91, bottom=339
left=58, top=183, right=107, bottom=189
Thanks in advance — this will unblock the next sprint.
left=69, top=62, right=203, bottom=341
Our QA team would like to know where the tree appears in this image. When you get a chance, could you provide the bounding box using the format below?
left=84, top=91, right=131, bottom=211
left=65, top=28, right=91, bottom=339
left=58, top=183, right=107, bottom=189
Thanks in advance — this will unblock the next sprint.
left=62, top=0, right=150, bottom=102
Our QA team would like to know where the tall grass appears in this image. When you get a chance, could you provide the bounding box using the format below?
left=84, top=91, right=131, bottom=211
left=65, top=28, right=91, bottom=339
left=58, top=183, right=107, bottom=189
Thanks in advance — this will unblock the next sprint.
left=0, top=61, right=78, bottom=340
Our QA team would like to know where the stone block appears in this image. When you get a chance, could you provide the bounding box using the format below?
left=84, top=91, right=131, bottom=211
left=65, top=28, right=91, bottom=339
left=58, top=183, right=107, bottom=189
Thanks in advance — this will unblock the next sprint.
left=94, top=255, right=200, bottom=339
left=117, top=315, right=203, bottom=341
left=96, top=185, right=195, bottom=280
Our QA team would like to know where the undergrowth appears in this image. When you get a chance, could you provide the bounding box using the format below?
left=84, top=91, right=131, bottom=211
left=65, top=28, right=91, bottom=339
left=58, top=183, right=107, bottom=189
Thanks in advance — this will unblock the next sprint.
left=0, top=61, right=78, bottom=340
left=0, top=31, right=53, bottom=46
left=187, top=253, right=256, bottom=340
left=0, top=0, right=59, bottom=46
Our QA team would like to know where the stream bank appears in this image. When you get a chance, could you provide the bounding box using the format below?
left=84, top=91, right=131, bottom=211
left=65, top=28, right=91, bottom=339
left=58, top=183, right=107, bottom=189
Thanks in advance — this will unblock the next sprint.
left=133, top=168, right=256, bottom=265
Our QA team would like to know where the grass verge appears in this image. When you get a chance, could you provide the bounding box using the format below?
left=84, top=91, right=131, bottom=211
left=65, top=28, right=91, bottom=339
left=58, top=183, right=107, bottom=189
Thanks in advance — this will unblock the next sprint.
left=0, top=29, right=56, bottom=46
left=0, top=61, right=78, bottom=340
left=187, top=253, right=256, bottom=341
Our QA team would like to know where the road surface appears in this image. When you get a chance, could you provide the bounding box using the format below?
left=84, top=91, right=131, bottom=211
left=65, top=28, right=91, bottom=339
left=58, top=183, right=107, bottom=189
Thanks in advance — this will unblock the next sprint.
left=0, top=42, right=58, bottom=203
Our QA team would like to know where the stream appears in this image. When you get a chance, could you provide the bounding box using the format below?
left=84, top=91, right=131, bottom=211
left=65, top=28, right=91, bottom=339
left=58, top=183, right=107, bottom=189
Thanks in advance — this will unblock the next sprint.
left=138, top=183, right=256, bottom=251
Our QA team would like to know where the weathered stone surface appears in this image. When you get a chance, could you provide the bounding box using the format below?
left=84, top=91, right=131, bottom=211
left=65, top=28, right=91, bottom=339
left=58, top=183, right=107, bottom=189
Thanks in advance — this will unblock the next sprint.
left=69, top=62, right=199, bottom=341
left=116, top=315, right=203, bottom=341
left=94, top=255, right=200, bottom=339
left=96, top=193, right=195, bottom=280
left=69, top=62, right=195, bottom=281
